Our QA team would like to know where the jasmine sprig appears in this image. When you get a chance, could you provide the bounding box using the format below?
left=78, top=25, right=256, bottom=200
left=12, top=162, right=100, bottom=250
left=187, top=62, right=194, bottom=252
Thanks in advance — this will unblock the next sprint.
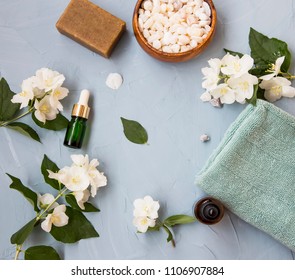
left=0, top=68, right=69, bottom=142
left=6, top=154, right=106, bottom=260
left=133, top=196, right=196, bottom=247
left=201, top=28, right=295, bottom=106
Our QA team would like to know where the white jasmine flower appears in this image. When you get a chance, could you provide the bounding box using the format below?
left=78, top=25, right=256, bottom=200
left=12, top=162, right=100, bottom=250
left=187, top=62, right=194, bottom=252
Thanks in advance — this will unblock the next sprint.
left=260, top=56, right=285, bottom=81
left=210, top=83, right=236, bottom=104
left=48, top=165, right=90, bottom=192
left=49, top=87, right=69, bottom=111
left=11, top=77, right=35, bottom=109
left=34, top=95, right=58, bottom=123
left=41, top=204, right=69, bottom=232
left=259, top=77, right=295, bottom=102
left=71, top=154, right=107, bottom=197
left=227, top=73, right=258, bottom=103
left=201, top=58, right=221, bottom=91
left=73, top=189, right=90, bottom=210
left=38, top=193, right=58, bottom=210
left=221, top=53, right=254, bottom=78
left=133, top=216, right=156, bottom=233
left=35, top=68, right=65, bottom=92
left=133, top=195, right=160, bottom=219
left=200, top=91, right=212, bottom=102
left=61, top=166, right=90, bottom=192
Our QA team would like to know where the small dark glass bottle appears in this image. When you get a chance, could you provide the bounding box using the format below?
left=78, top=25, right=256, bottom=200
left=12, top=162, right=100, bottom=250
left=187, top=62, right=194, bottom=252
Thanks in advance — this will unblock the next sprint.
left=64, top=90, right=90, bottom=149
left=194, top=197, right=224, bottom=225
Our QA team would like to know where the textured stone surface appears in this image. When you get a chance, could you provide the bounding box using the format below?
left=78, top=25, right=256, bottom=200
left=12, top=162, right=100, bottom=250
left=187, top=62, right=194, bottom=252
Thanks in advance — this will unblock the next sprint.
left=0, top=0, right=295, bottom=260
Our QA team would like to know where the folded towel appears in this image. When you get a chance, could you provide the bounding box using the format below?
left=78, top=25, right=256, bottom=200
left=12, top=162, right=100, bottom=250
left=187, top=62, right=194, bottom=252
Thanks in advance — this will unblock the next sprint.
left=196, top=99, right=295, bottom=251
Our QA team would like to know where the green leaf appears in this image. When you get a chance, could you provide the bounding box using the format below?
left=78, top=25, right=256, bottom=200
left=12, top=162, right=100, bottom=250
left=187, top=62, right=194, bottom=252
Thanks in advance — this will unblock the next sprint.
left=163, top=215, right=196, bottom=227
left=246, top=84, right=259, bottom=106
left=249, top=27, right=291, bottom=72
left=41, top=155, right=60, bottom=190
left=50, top=206, right=99, bottom=243
left=7, top=122, right=41, bottom=143
left=7, top=173, right=39, bottom=212
left=10, top=218, right=36, bottom=245
left=0, top=77, right=20, bottom=121
left=223, top=48, right=244, bottom=58
left=25, top=245, right=61, bottom=260
left=147, top=224, right=162, bottom=232
left=249, top=67, right=269, bottom=77
left=32, top=113, right=69, bottom=131
left=65, top=194, right=100, bottom=212
left=246, top=84, right=266, bottom=106
left=256, top=86, right=266, bottom=100
left=120, top=117, right=148, bottom=144
left=162, top=225, right=174, bottom=244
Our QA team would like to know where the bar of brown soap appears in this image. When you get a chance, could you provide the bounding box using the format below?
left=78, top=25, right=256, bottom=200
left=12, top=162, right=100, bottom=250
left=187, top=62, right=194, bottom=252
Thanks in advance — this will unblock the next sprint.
left=56, top=0, right=126, bottom=58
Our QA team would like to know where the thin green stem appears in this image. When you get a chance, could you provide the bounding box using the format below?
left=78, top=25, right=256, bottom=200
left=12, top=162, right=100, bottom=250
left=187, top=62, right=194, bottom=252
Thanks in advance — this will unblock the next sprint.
left=14, top=245, right=23, bottom=260
left=0, top=107, right=34, bottom=127
left=14, top=187, right=68, bottom=260
left=280, top=71, right=295, bottom=80
left=36, top=188, right=68, bottom=221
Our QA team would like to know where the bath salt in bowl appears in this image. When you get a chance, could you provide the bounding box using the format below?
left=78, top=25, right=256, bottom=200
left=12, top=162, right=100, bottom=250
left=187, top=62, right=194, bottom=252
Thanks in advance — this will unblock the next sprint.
left=133, top=0, right=217, bottom=62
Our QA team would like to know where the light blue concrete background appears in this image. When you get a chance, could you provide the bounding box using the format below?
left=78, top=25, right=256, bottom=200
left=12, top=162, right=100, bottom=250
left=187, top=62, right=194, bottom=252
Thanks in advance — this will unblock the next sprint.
left=0, top=0, right=295, bottom=260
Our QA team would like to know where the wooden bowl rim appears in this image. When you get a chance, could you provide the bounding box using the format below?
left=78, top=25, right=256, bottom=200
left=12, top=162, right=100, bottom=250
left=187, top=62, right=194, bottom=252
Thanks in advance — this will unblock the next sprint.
left=132, top=0, right=217, bottom=59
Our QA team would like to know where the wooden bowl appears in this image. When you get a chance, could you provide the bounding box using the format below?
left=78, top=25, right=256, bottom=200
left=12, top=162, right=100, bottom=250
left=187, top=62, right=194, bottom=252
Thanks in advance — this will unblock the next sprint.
left=132, top=0, right=217, bottom=63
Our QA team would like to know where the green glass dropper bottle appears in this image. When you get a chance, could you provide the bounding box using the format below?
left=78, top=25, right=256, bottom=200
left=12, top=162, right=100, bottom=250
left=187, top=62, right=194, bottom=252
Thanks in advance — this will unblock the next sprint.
left=64, top=89, right=90, bottom=149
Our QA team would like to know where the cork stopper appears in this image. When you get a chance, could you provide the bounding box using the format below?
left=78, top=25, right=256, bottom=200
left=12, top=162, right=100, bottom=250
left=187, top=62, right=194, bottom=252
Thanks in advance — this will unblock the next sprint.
left=72, top=89, right=91, bottom=119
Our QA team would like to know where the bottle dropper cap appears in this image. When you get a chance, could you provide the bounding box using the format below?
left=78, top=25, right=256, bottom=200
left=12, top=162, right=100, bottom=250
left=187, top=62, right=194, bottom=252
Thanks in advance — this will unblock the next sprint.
left=78, top=89, right=90, bottom=106
left=71, top=89, right=91, bottom=119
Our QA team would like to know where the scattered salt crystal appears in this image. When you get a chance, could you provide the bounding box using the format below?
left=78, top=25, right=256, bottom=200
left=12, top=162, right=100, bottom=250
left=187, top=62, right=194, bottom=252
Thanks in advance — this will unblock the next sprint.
left=106, top=73, right=123, bottom=90
left=200, top=134, right=210, bottom=142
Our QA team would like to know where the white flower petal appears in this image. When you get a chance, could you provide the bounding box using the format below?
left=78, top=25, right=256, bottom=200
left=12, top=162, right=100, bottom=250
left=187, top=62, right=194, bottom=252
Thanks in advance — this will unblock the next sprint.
left=260, top=73, right=276, bottom=81
left=53, top=204, right=66, bottom=214
left=133, top=216, right=155, bottom=233
left=275, top=56, right=285, bottom=72
left=208, top=58, right=222, bottom=72
left=90, top=173, right=107, bottom=197
left=220, top=91, right=236, bottom=104
left=41, top=215, right=53, bottom=232
left=200, top=92, right=212, bottom=102
left=34, top=107, right=46, bottom=123
left=282, top=86, right=295, bottom=98
left=74, top=189, right=90, bottom=210
left=52, top=212, right=69, bottom=227
left=71, top=154, right=88, bottom=167
left=264, top=90, right=281, bottom=102
left=260, top=56, right=285, bottom=80
left=89, top=158, right=99, bottom=169
left=275, top=77, right=291, bottom=86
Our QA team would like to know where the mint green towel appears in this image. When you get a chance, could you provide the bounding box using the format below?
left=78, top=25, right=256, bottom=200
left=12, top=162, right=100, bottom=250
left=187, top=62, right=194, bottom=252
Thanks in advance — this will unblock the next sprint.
left=196, top=100, right=295, bottom=251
